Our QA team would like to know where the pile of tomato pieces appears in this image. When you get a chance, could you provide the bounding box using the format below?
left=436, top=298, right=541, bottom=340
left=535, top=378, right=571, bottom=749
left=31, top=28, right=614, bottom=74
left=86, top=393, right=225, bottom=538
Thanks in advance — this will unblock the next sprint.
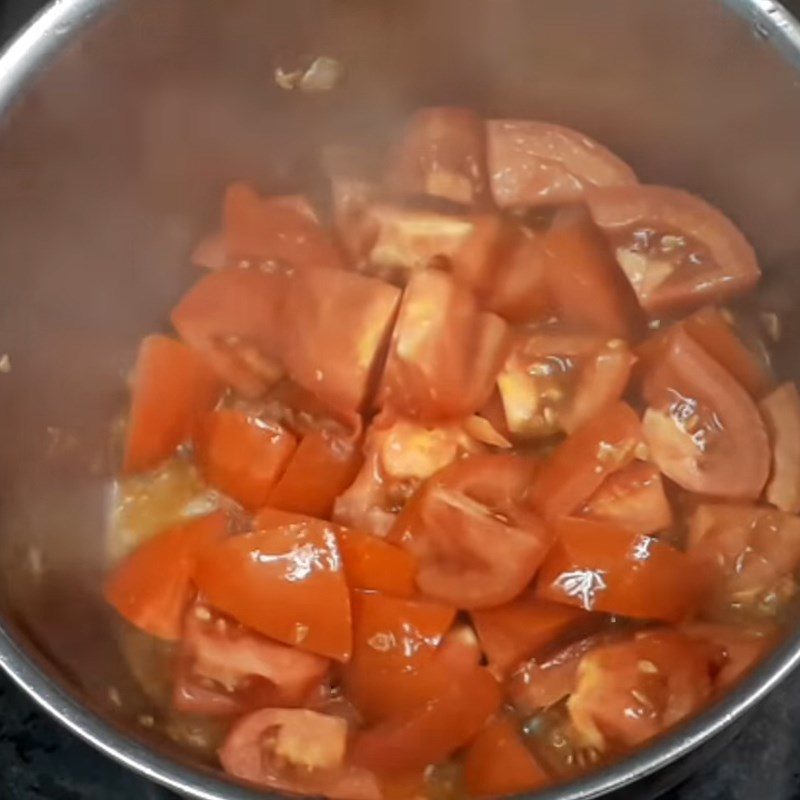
left=105, top=108, right=799, bottom=800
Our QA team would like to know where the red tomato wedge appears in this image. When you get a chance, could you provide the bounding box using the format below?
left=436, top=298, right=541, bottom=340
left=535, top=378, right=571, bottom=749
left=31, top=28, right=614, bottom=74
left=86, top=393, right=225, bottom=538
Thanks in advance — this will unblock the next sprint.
left=536, top=518, right=707, bottom=621
left=386, top=107, right=490, bottom=207
left=343, top=591, right=457, bottom=723
left=566, top=629, right=717, bottom=750
left=486, top=120, right=637, bottom=208
left=219, top=708, right=382, bottom=800
left=680, top=621, right=775, bottom=689
left=350, top=639, right=502, bottom=773
left=471, top=597, right=592, bottom=678
left=390, top=454, right=550, bottom=609
left=529, top=402, right=642, bottom=521
left=124, top=335, right=221, bottom=474
left=338, top=531, right=418, bottom=598
left=642, top=327, right=769, bottom=499
left=268, top=429, right=363, bottom=519
left=172, top=265, right=401, bottom=411
left=581, top=461, right=673, bottom=535
left=586, top=185, right=760, bottom=317
left=760, top=383, right=800, bottom=513
left=194, top=516, right=352, bottom=661
left=497, top=328, right=635, bottom=439
left=333, top=414, right=485, bottom=537
left=224, top=183, right=346, bottom=270
left=105, top=511, right=228, bottom=641
left=543, top=205, right=642, bottom=339
left=173, top=604, right=329, bottom=716
left=688, top=503, right=800, bottom=618
left=463, top=717, right=550, bottom=797
left=380, top=270, right=511, bottom=421
left=195, top=410, right=297, bottom=510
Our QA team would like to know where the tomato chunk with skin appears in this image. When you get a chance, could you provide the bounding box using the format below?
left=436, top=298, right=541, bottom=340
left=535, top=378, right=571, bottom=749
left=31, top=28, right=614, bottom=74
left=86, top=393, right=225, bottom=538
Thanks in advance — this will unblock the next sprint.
left=642, top=327, right=769, bottom=500
left=268, top=429, right=363, bottom=519
left=581, top=461, right=673, bottom=535
left=105, top=511, right=228, bottom=641
left=350, top=640, right=502, bottom=773
left=535, top=518, right=707, bottom=622
left=463, top=717, right=550, bottom=797
left=343, top=591, right=457, bottom=723
left=497, top=327, right=635, bottom=440
left=194, top=516, right=352, bottom=661
left=471, top=597, right=592, bottom=678
left=586, top=185, right=760, bottom=317
left=486, top=120, right=638, bottom=208
left=390, top=454, right=550, bottom=609
left=566, top=629, right=718, bottom=751
left=220, top=708, right=382, bottom=800
left=387, top=107, right=490, bottom=207
left=529, top=402, right=642, bottom=521
left=195, top=409, right=296, bottom=510
left=380, top=270, right=511, bottom=421
left=543, top=205, right=642, bottom=340
left=224, top=183, right=346, bottom=270
left=173, top=604, right=330, bottom=717
left=124, top=336, right=221, bottom=475
left=333, top=413, right=486, bottom=537
left=760, top=383, right=800, bottom=513
left=688, top=504, right=800, bottom=619
left=338, top=530, right=418, bottom=598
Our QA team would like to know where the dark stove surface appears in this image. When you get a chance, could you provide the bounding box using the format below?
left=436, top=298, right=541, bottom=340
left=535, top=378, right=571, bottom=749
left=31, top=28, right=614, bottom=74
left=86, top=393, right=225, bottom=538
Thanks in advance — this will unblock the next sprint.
left=2, top=0, right=800, bottom=797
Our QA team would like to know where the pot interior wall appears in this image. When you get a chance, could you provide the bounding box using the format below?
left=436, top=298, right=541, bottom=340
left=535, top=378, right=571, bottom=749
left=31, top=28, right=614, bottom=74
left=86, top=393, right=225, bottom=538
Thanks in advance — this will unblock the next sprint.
left=0, top=0, right=799, bottom=787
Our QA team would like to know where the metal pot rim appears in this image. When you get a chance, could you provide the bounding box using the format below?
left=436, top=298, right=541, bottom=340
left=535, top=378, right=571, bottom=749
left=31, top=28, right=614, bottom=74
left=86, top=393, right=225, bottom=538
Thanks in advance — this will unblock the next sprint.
left=1, top=1, right=799, bottom=798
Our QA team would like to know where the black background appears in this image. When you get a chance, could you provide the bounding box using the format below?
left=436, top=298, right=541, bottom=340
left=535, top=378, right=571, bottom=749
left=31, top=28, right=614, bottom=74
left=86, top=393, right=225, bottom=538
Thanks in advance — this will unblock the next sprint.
left=1, top=0, right=800, bottom=798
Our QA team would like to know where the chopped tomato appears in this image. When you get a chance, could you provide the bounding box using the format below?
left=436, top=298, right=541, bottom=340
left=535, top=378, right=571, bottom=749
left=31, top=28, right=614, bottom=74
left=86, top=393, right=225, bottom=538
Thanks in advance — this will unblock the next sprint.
left=581, top=461, right=673, bottom=535
left=195, top=410, right=296, bottom=510
left=333, top=414, right=485, bottom=537
left=642, top=327, right=769, bottom=499
left=194, top=516, right=352, bottom=661
left=219, top=708, right=382, bottom=800
left=471, top=597, right=592, bottom=678
left=760, top=383, right=800, bottom=513
left=486, top=119, right=637, bottom=208
left=380, top=270, right=510, bottom=421
left=173, top=604, right=329, bottom=716
left=586, top=185, right=760, bottom=317
left=463, top=717, right=550, bottom=797
left=330, top=172, right=380, bottom=264
left=680, top=621, right=775, bottom=689
left=535, top=518, right=707, bottom=621
left=124, top=336, right=221, bottom=474
left=497, top=327, right=635, bottom=439
left=566, top=629, right=717, bottom=750
left=172, top=265, right=401, bottom=411
left=386, top=107, right=490, bottom=207
left=224, top=183, right=346, bottom=270
left=688, top=504, right=800, bottom=618
left=350, top=640, right=501, bottom=772
left=338, top=531, right=417, bottom=597
left=268, top=429, right=363, bottom=518
left=390, top=454, right=550, bottom=609
left=543, top=205, right=642, bottom=340
left=507, top=632, right=617, bottom=714
left=343, top=591, right=457, bottom=723
left=529, top=402, right=641, bottom=521
left=105, top=511, right=228, bottom=641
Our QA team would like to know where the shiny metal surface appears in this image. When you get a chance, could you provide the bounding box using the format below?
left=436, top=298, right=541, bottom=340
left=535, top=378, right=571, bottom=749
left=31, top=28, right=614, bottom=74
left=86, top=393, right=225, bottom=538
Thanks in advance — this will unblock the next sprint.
left=0, top=1, right=799, bottom=799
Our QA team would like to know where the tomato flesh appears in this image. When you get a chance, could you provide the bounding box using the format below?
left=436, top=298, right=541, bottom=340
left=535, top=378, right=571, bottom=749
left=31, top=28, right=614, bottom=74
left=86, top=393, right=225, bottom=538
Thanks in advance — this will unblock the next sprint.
left=194, top=515, right=352, bottom=661
left=536, top=518, right=707, bottom=621
left=105, top=511, right=228, bottom=641
left=760, top=382, right=800, bottom=513
left=338, top=530, right=418, bottom=598
left=124, top=336, right=221, bottom=474
left=391, top=454, right=550, bottom=609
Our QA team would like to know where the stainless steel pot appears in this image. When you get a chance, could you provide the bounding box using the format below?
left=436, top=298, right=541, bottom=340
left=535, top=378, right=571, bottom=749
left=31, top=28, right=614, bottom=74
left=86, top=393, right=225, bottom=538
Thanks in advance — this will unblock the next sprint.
left=1, top=1, right=800, bottom=798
